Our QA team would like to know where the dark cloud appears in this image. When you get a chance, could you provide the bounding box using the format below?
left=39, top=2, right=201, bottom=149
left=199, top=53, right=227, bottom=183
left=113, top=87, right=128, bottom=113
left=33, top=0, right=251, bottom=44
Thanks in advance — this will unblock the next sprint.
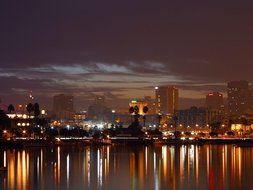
left=1, top=0, right=253, bottom=109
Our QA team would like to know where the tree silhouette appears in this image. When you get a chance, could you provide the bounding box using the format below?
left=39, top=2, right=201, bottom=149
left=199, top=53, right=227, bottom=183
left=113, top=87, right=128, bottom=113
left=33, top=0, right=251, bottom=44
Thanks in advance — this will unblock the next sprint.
left=0, top=110, right=11, bottom=130
left=133, top=106, right=139, bottom=114
left=157, top=114, right=162, bottom=127
left=210, top=122, right=222, bottom=134
left=173, top=114, right=178, bottom=132
left=26, top=103, right=34, bottom=117
left=129, top=107, right=134, bottom=122
left=34, top=103, right=40, bottom=118
left=7, top=104, right=15, bottom=114
left=142, top=106, right=149, bottom=127
left=129, top=107, right=134, bottom=114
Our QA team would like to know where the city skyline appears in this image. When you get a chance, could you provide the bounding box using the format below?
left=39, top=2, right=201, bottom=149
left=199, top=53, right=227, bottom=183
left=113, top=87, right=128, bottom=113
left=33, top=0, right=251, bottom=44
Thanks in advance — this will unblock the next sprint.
left=1, top=1, right=253, bottom=110
left=1, top=81, right=253, bottom=111
left=2, top=2, right=253, bottom=189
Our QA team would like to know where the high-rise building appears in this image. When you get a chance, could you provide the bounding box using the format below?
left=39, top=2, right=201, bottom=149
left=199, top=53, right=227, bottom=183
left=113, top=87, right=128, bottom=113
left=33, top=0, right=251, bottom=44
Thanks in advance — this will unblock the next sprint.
left=87, top=96, right=112, bottom=121
left=178, top=107, right=207, bottom=127
left=206, top=92, right=225, bottom=123
left=95, top=95, right=106, bottom=106
left=227, top=80, right=250, bottom=116
left=155, top=86, right=179, bottom=115
left=206, top=92, right=223, bottom=109
left=53, top=94, right=74, bottom=120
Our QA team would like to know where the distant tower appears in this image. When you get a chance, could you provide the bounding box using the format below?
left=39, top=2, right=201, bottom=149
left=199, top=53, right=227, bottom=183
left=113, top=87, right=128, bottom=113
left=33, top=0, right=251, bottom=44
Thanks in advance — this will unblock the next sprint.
left=206, top=92, right=224, bottom=123
left=155, top=86, right=179, bottom=115
left=95, top=95, right=106, bottom=106
left=227, top=80, right=250, bottom=116
left=53, top=94, right=74, bottom=120
left=206, top=92, right=223, bottom=109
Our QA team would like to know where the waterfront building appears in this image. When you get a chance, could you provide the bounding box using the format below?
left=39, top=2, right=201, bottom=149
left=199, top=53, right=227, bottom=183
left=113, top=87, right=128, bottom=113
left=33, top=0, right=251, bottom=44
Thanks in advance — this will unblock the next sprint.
left=178, top=107, right=207, bottom=127
left=231, top=124, right=253, bottom=133
left=74, top=111, right=87, bottom=123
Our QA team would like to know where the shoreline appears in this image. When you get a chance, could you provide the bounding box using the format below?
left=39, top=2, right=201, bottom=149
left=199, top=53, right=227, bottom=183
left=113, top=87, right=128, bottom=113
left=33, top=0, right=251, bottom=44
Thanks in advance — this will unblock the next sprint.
left=1, top=138, right=253, bottom=148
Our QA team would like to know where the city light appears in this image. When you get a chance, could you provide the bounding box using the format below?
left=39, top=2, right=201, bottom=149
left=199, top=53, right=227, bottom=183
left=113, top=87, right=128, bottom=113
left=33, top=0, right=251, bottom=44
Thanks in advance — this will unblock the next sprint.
left=41, top=109, right=46, bottom=115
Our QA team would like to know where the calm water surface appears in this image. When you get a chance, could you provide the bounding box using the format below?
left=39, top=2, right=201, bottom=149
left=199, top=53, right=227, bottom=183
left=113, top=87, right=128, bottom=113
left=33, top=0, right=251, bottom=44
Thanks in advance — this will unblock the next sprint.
left=0, top=145, right=253, bottom=190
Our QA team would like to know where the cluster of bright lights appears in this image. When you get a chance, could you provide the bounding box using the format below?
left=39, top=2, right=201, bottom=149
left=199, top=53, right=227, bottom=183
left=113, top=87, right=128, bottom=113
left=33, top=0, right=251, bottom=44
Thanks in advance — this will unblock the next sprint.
left=148, top=125, right=157, bottom=128
left=56, top=137, right=91, bottom=140
left=41, top=109, right=46, bottom=115
left=7, top=114, right=34, bottom=119
left=180, top=137, right=195, bottom=140
left=17, top=123, right=30, bottom=126
left=84, top=122, right=109, bottom=129
left=162, top=131, right=174, bottom=136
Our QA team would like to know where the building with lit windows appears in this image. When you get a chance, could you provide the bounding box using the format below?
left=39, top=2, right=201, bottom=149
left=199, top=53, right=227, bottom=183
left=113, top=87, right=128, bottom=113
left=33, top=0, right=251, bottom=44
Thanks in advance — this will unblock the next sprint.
left=206, top=92, right=225, bottom=123
left=206, top=92, right=223, bottom=109
left=155, top=86, right=179, bottom=115
left=227, top=80, right=251, bottom=116
left=178, top=107, right=207, bottom=127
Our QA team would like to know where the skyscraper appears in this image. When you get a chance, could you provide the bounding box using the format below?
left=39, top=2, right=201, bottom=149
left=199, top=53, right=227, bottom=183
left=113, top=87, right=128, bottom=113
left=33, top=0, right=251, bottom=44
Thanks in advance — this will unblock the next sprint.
left=155, top=86, right=179, bottom=115
left=95, top=95, right=106, bottom=106
left=206, top=92, right=224, bottom=124
left=53, top=94, right=74, bottom=120
left=206, top=92, right=223, bottom=109
left=227, top=80, right=250, bottom=116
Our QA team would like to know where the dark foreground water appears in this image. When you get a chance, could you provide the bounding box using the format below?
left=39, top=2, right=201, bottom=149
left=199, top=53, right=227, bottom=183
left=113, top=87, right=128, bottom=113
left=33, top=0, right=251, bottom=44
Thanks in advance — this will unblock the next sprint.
left=0, top=145, right=253, bottom=190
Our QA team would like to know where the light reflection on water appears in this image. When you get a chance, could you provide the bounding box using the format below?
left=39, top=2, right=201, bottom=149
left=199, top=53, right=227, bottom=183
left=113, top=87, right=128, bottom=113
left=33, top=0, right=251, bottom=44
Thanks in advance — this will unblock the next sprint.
left=1, top=145, right=253, bottom=190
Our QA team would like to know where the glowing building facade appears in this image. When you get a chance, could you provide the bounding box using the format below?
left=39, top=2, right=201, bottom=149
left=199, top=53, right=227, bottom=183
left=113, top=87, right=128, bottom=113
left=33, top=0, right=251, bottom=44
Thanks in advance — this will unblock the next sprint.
left=129, top=99, right=148, bottom=115
left=155, top=86, right=179, bottom=115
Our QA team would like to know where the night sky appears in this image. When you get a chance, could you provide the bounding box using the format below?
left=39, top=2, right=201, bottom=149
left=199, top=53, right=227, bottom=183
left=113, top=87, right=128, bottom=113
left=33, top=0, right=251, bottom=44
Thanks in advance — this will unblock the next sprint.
left=1, top=0, right=253, bottom=110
